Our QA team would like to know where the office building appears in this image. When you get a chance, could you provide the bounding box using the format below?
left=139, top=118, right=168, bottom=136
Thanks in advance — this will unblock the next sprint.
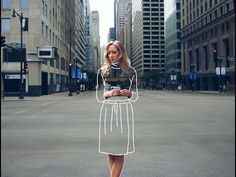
left=91, top=10, right=101, bottom=72
left=165, top=0, right=181, bottom=89
left=115, top=0, right=131, bottom=40
left=132, top=0, right=165, bottom=76
left=1, top=0, right=86, bottom=96
left=108, top=27, right=116, bottom=42
left=84, top=0, right=93, bottom=70
left=181, top=0, right=235, bottom=91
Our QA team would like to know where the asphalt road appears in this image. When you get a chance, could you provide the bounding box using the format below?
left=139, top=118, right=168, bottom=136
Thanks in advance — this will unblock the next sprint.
left=1, top=90, right=235, bottom=177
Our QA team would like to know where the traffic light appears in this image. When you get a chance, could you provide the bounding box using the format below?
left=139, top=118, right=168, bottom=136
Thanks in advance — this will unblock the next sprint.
left=24, top=61, right=28, bottom=70
left=213, top=49, right=217, bottom=67
left=1, top=36, right=6, bottom=47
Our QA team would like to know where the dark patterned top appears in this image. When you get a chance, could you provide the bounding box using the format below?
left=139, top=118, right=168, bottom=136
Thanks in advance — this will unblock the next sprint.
left=96, top=63, right=138, bottom=102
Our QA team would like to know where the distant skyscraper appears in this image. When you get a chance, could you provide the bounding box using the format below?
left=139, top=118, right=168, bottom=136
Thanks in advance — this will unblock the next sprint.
left=114, top=0, right=131, bottom=40
left=108, top=28, right=116, bottom=42
left=75, top=0, right=86, bottom=67
left=84, top=0, right=93, bottom=70
left=164, top=0, right=181, bottom=87
left=91, top=11, right=101, bottom=71
left=132, top=0, right=165, bottom=76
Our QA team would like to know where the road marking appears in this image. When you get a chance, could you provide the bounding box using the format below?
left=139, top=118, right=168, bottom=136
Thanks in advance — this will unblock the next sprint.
left=40, top=101, right=55, bottom=106
left=10, top=101, right=55, bottom=115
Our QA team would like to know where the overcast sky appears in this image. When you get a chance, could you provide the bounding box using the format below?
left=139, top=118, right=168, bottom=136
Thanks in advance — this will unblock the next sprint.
left=89, top=0, right=114, bottom=47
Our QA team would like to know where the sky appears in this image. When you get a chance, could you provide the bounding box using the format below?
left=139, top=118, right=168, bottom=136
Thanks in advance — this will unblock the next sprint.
left=89, top=0, right=114, bottom=47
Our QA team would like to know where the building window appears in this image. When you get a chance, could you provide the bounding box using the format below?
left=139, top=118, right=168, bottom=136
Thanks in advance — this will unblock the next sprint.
left=220, top=6, right=223, bottom=16
left=20, top=0, right=28, bottom=8
left=226, top=21, right=229, bottom=31
left=49, top=29, right=51, bottom=41
left=53, top=32, right=55, bottom=43
left=209, top=0, right=212, bottom=8
left=176, top=12, right=180, bottom=19
left=223, top=38, right=230, bottom=67
left=41, top=21, right=44, bottom=35
left=42, top=0, right=44, bottom=15
left=205, top=2, right=208, bottom=11
left=214, top=10, right=217, bottom=18
left=45, top=25, right=48, bottom=38
left=203, top=46, right=208, bottom=70
left=214, top=27, right=218, bottom=36
left=176, top=2, right=180, bottom=10
left=221, top=23, right=225, bottom=33
left=50, top=10, right=52, bottom=22
left=1, top=18, right=11, bottom=32
left=2, top=0, right=11, bottom=9
left=226, top=3, right=230, bottom=12
left=45, top=4, right=48, bottom=17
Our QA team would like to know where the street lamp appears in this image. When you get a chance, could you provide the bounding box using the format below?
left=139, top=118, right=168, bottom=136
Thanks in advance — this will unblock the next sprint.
left=68, top=27, right=73, bottom=96
left=12, top=9, right=24, bottom=99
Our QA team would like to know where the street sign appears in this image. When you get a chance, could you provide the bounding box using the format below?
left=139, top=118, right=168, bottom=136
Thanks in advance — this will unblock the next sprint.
left=170, top=75, right=176, bottom=81
left=71, top=67, right=82, bottom=79
left=216, top=67, right=226, bottom=75
left=5, top=74, right=26, bottom=79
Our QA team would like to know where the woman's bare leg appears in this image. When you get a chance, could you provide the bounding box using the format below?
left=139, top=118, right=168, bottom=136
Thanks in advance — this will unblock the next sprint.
left=108, top=155, right=124, bottom=177
left=108, top=155, right=115, bottom=171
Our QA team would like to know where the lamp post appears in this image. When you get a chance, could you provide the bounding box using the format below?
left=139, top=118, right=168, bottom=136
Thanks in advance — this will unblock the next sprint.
left=12, top=9, right=24, bottom=99
left=68, top=27, right=73, bottom=96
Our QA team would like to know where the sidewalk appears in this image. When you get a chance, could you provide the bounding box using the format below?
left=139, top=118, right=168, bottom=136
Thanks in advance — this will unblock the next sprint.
left=178, top=89, right=235, bottom=95
left=1, top=91, right=83, bottom=101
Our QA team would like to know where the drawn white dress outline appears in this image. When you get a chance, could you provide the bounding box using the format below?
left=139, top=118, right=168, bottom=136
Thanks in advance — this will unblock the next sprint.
left=96, top=65, right=138, bottom=155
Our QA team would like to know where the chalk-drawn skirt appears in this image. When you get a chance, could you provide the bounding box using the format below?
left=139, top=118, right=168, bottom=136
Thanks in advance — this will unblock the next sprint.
left=98, top=100, right=135, bottom=155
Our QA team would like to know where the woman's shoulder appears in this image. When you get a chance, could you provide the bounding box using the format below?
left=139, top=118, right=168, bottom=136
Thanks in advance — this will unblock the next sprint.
left=98, top=66, right=109, bottom=75
left=128, top=66, right=137, bottom=75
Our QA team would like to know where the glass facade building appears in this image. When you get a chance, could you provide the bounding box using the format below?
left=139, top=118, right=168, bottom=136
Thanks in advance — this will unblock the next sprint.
left=164, top=0, right=181, bottom=89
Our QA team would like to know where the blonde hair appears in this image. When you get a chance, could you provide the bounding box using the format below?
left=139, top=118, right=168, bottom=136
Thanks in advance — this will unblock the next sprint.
left=102, top=40, right=131, bottom=74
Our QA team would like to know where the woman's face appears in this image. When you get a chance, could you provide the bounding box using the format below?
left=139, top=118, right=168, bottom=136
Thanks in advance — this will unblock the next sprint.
left=107, top=44, right=120, bottom=64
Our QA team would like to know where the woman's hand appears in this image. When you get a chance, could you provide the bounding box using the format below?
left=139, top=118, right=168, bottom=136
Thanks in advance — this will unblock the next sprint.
left=104, top=89, right=132, bottom=99
left=104, top=89, right=121, bottom=99
left=120, top=89, right=132, bottom=98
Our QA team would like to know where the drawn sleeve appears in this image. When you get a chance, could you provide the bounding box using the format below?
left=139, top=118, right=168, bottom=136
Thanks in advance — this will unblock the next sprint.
left=129, top=67, right=138, bottom=102
left=96, top=68, right=106, bottom=103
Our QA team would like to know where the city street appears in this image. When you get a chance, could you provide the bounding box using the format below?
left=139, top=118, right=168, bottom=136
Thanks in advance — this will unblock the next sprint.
left=1, top=90, right=235, bottom=177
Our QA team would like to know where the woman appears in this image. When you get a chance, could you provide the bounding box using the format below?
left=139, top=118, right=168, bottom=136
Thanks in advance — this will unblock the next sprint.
left=96, top=40, right=138, bottom=177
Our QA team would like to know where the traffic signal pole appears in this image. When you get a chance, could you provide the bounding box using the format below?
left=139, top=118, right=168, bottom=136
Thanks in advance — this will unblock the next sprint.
left=19, top=12, right=24, bottom=99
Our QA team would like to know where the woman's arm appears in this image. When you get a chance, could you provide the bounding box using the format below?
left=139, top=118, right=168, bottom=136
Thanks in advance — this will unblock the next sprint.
left=128, top=67, right=138, bottom=102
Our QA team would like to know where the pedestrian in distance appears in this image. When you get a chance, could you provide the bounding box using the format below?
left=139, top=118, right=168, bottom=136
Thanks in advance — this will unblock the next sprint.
left=96, top=40, right=138, bottom=177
